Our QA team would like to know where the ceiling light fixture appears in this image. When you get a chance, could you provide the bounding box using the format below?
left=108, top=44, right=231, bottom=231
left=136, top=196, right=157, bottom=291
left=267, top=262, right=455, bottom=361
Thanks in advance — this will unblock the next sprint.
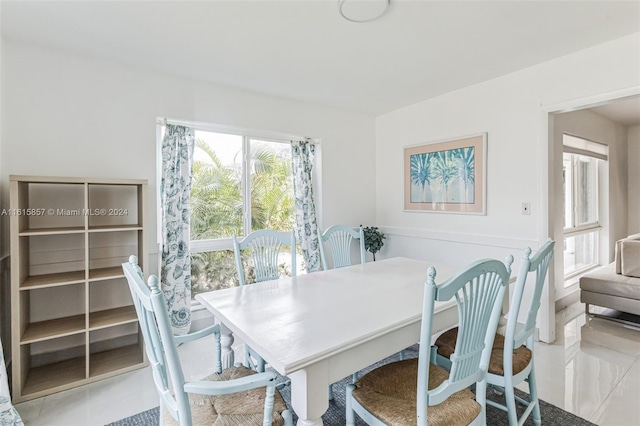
left=338, top=0, right=390, bottom=23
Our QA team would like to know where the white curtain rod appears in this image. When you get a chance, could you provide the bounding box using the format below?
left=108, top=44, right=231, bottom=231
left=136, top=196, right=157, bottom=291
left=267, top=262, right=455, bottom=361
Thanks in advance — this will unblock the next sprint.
left=156, top=117, right=319, bottom=144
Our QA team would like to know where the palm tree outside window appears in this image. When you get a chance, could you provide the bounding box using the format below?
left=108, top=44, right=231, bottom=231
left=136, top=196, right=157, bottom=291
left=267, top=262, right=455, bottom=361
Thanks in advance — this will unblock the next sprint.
left=188, top=129, right=302, bottom=297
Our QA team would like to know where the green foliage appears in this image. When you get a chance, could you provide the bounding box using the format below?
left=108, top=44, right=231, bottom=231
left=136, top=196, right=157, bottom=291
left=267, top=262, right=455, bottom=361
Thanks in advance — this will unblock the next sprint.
left=361, top=225, right=386, bottom=261
left=190, top=250, right=239, bottom=293
left=190, top=139, right=295, bottom=294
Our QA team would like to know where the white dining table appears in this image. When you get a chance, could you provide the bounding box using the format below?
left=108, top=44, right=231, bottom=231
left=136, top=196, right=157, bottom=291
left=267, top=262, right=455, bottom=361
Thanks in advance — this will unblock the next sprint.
left=196, top=257, right=460, bottom=426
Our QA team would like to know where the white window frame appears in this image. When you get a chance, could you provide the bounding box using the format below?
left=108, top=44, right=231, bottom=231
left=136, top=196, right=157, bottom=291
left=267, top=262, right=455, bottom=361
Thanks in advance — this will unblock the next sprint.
left=190, top=133, right=296, bottom=254
left=157, top=117, right=321, bottom=301
left=562, top=134, right=607, bottom=281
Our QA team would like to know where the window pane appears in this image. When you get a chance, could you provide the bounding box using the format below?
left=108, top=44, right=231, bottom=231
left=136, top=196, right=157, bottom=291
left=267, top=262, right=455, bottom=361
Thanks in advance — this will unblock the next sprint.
left=563, top=154, right=573, bottom=229
left=575, top=155, right=597, bottom=226
left=189, top=133, right=298, bottom=299
left=191, top=250, right=239, bottom=292
left=191, top=131, right=243, bottom=240
left=249, top=139, right=295, bottom=232
left=564, top=231, right=598, bottom=280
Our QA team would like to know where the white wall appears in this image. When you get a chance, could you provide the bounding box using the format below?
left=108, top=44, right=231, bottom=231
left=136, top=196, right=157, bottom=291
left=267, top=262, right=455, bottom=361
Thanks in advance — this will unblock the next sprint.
left=629, top=125, right=640, bottom=234
left=0, top=42, right=377, bottom=275
left=0, top=18, right=8, bottom=350
left=552, top=109, right=628, bottom=300
left=375, top=33, right=640, bottom=342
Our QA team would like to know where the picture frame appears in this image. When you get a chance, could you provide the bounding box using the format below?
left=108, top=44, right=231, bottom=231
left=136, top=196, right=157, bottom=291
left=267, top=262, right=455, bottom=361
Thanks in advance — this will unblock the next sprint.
left=404, top=133, right=487, bottom=214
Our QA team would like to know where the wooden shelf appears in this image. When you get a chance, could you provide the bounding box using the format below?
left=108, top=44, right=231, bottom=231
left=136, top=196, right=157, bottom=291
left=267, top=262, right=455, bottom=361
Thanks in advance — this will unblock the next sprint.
left=22, top=357, right=87, bottom=397
left=21, top=315, right=86, bottom=344
left=88, top=224, right=143, bottom=233
left=19, top=227, right=85, bottom=236
left=89, top=344, right=144, bottom=378
left=10, top=175, right=148, bottom=402
left=89, top=306, right=138, bottom=330
left=89, top=266, right=125, bottom=281
left=21, top=270, right=85, bottom=290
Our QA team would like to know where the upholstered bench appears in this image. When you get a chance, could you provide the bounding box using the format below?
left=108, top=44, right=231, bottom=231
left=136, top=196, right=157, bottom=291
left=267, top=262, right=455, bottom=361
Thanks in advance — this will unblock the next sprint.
left=580, top=234, right=640, bottom=318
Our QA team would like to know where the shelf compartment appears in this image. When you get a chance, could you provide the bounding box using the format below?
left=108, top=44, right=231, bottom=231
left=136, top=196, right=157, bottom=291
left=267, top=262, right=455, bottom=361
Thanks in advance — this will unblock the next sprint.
left=88, top=184, right=141, bottom=228
left=89, top=278, right=136, bottom=330
left=22, top=356, right=87, bottom=397
left=21, top=270, right=85, bottom=289
left=21, top=314, right=86, bottom=344
left=25, top=183, right=85, bottom=231
left=89, top=343, right=145, bottom=378
left=19, top=333, right=88, bottom=400
left=89, top=231, right=138, bottom=273
left=26, top=233, right=85, bottom=279
left=89, top=306, right=137, bottom=330
left=25, top=283, right=85, bottom=324
left=89, top=323, right=144, bottom=378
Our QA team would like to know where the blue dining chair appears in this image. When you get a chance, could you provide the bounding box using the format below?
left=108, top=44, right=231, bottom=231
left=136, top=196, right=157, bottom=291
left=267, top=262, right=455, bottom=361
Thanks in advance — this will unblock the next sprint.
left=233, top=229, right=297, bottom=286
left=233, top=229, right=296, bottom=372
left=319, top=224, right=366, bottom=270
left=122, top=256, right=293, bottom=426
left=346, top=256, right=513, bottom=426
left=435, top=239, right=554, bottom=426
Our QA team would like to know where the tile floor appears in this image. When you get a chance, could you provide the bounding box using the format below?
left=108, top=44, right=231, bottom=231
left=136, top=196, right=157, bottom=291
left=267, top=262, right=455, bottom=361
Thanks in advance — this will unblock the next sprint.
left=12, top=302, right=640, bottom=425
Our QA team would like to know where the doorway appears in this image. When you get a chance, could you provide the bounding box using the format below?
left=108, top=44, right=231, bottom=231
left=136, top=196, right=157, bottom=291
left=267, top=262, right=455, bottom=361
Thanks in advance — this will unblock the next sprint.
left=545, top=93, right=640, bottom=341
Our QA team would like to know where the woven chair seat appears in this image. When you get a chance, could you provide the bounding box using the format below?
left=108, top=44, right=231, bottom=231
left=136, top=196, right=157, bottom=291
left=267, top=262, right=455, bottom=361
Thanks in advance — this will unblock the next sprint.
left=435, top=328, right=532, bottom=376
left=351, top=359, right=481, bottom=426
left=163, top=365, right=287, bottom=426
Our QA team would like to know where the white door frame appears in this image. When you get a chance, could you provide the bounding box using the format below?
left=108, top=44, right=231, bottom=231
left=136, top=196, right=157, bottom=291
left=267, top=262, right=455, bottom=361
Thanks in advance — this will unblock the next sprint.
left=538, top=86, right=640, bottom=343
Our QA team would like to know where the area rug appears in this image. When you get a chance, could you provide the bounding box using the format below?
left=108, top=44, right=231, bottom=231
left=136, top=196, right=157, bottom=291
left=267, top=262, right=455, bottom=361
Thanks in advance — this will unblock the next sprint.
left=107, top=345, right=596, bottom=426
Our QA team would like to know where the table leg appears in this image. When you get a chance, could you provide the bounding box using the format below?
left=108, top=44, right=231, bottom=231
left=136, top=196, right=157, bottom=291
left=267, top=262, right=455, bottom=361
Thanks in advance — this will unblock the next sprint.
left=289, top=362, right=329, bottom=426
left=216, top=321, right=235, bottom=369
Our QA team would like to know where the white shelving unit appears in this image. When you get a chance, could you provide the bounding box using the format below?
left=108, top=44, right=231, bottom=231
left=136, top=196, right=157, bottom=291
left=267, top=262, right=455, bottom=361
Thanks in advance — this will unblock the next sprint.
left=9, top=176, right=148, bottom=402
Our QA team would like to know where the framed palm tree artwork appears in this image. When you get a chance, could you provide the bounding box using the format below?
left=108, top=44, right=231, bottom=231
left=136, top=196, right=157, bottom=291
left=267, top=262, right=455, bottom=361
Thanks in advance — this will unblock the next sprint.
left=404, top=133, right=487, bottom=214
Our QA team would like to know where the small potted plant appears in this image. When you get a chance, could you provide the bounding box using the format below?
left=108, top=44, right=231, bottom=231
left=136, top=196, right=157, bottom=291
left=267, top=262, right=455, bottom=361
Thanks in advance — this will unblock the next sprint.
left=361, top=225, right=386, bottom=261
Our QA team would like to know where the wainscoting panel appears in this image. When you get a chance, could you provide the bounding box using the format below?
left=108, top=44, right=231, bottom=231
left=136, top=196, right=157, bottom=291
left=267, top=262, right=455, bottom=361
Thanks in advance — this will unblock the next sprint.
left=378, top=226, right=545, bottom=335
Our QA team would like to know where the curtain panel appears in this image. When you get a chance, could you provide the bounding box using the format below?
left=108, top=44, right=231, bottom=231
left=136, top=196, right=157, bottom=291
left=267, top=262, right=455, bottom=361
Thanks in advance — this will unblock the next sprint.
left=160, top=124, right=195, bottom=335
left=291, top=140, right=321, bottom=273
left=0, top=336, right=23, bottom=425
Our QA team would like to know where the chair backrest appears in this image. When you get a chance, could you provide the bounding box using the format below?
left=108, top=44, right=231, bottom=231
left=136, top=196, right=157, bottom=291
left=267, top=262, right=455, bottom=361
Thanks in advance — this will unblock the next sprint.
left=318, top=225, right=366, bottom=270
left=233, top=229, right=297, bottom=286
left=505, top=239, right=555, bottom=351
left=122, top=256, right=192, bottom=425
left=417, top=256, right=513, bottom=425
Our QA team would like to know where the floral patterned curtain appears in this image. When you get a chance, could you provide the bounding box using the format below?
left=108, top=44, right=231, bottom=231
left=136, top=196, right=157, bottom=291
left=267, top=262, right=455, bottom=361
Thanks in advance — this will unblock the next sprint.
left=291, top=139, right=321, bottom=273
left=0, top=337, right=23, bottom=425
left=160, top=124, right=195, bottom=335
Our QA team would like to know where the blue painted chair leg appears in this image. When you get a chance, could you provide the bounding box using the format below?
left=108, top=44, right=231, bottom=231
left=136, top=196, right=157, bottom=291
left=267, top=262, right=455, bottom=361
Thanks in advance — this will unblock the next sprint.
left=328, top=385, right=334, bottom=400
left=504, top=376, right=519, bottom=426
left=529, top=363, right=542, bottom=426
left=346, top=384, right=356, bottom=426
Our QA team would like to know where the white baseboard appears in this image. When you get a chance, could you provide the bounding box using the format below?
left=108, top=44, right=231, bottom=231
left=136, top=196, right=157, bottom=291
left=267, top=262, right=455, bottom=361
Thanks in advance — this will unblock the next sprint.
left=556, top=289, right=580, bottom=312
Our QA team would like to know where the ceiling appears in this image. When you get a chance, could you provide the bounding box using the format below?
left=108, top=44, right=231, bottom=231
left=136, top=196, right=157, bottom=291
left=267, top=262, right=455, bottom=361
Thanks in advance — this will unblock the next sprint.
left=1, top=1, right=639, bottom=116
left=588, top=96, right=640, bottom=127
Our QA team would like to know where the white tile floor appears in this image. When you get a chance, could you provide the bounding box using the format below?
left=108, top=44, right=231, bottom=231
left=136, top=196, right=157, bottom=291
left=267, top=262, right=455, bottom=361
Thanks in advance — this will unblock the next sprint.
left=13, top=302, right=640, bottom=426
